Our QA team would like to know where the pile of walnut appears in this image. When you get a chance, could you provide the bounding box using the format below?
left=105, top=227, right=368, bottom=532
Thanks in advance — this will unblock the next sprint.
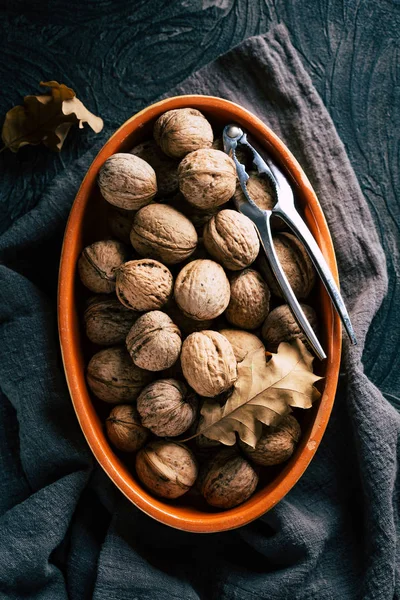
left=79, top=108, right=318, bottom=510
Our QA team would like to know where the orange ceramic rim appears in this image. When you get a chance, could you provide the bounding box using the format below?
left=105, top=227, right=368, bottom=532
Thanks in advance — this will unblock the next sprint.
left=58, top=95, right=342, bottom=533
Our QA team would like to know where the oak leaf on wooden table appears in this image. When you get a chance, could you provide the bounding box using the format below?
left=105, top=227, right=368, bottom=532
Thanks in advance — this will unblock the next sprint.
left=1, top=80, right=103, bottom=153
left=189, top=339, right=322, bottom=449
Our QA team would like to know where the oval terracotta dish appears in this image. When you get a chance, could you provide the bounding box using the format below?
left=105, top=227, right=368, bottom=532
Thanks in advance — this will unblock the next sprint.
left=58, top=95, right=341, bottom=533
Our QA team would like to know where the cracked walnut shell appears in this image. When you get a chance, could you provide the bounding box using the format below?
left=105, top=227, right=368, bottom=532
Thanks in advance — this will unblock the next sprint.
left=178, top=149, right=237, bottom=209
left=180, top=330, right=237, bottom=397
left=106, top=404, right=149, bottom=452
left=98, top=153, right=157, bottom=210
left=116, top=259, right=173, bottom=311
left=137, top=379, right=197, bottom=437
left=136, top=440, right=198, bottom=499
left=86, top=346, right=152, bottom=403
left=174, top=259, right=230, bottom=321
left=203, top=209, right=260, bottom=271
left=153, top=108, right=213, bottom=159
left=225, top=269, right=271, bottom=330
left=78, top=240, right=130, bottom=294
left=126, top=310, right=182, bottom=372
left=130, top=203, right=198, bottom=265
left=258, top=232, right=316, bottom=299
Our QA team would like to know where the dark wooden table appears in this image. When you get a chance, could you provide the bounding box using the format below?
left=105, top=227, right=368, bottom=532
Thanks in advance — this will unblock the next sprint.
left=1, top=0, right=399, bottom=404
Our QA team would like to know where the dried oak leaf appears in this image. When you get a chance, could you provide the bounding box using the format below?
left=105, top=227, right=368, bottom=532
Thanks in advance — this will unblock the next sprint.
left=1, top=80, right=103, bottom=152
left=192, top=339, right=322, bottom=449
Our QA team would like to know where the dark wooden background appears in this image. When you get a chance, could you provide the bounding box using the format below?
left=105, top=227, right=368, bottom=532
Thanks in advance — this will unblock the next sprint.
left=0, top=0, right=399, bottom=405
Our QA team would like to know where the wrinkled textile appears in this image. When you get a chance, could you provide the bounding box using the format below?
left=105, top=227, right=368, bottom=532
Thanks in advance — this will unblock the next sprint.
left=0, top=24, right=398, bottom=600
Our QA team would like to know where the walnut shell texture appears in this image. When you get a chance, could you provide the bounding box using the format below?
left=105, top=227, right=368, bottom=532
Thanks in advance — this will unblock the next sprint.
left=78, top=240, right=130, bottom=294
left=241, top=415, right=301, bottom=466
left=167, top=192, right=219, bottom=231
left=219, top=329, right=265, bottom=363
left=212, top=136, right=250, bottom=168
left=130, top=203, right=198, bottom=265
left=116, top=259, right=173, bottom=311
left=106, top=404, right=149, bottom=452
left=108, top=207, right=136, bottom=245
left=258, top=232, right=316, bottom=299
left=178, top=149, right=237, bottom=209
left=199, top=448, right=259, bottom=508
left=98, top=153, right=157, bottom=210
left=180, top=330, right=237, bottom=397
left=84, top=295, right=139, bottom=345
left=174, top=259, right=230, bottom=321
left=166, top=299, right=215, bottom=336
left=262, top=303, right=319, bottom=353
left=233, top=171, right=276, bottom=211
left=137, top=379, right=197, bottom=437
left=87, top=346, right=152, bottom=403
left=153, top=108, right=213, bottom=159
left=225, top=269, right=271, bottom=330
left=130, top=139, right=179, bottom=196
left=126, top=310, right=182, bottom=371
left=203, top=209, right=260, bottom=270
left=136, top=440, right=198, bottom=499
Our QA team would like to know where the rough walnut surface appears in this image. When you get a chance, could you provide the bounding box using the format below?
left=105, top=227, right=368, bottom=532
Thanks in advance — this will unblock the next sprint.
left=126, top=310, right=182, bottom=371
left=226, top=268, right=271, bottom=330
left=219, top=329, right=265, bottom=363
left=130, top=203, right=198, bottom=265
left=137, top=379, right=196, bottom=437
left=135, top=440, right=198, bottom=499
left=166, top=299, right=215, bottom=336
left=167, top=193, right=220, bottom=231
left=105, top=404, right=149, bottom=453
left=153, top=108, right=213, bottom=159
left=203, top=209, right=260, bottom=271
left=116, top=259, right=173, bottom=311
left=199, top=447, right=259, bottom=509
left=258, top=232, right=316, bottom=299
left=84, top=295, right=139, bottom=346
left=180, top=330, right=237, bottom=397
left=98, top=153, right=157, bottom=210
left=86, top=346, right=152, bottom=403
left=262, top=303, right=319, bottom=353
left=174, top=259, right=230, bottom=321
left=130, top=139, right=179, bottom=196
left=234, top=171, right=276, bottom=212
left=178, top=148, right=237, bottom=209
left=108, top=207, right=137, bottom=245
left=78, top=239, right=130, bottom=294
left=241, top=414, right=301, bottom=466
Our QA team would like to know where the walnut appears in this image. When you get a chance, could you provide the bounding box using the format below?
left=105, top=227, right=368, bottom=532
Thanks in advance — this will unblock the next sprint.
left=219, top=329, right=265, bottom=362
left=116, top=259, right=173, bottom=311
left=78, top=240, right=130, bottom=294
left=241, top=414, right=301, bottom=466
left=212, top=136, right=250, bottom=168
left=86, top=346, right=152, bottom=403
left=166, top=299, right=215, bottom=336
left=126, top=311, right=182, bottom=371
left=130, top=203, right=198, bottom=265
left=203, top=209, right=259, bottom=270
left=98, top=153, right=157, bottom=210
left=136, top=440, right=198, bottom=498
left=108, top=207, right=136, bottom=245
left=199, top=447, right=258, bottom=508
left=258, top=232, right=316, bottom=299
left=178, top=149, right=237, bottom=209
left=106, top=404, right=149, bottom=452
left=180, top=330, right=237, bottom=397
left=262, top=303, right=319, bottom=352
left=233, top=171, right=275, bottom=211
left=167, top=192, right=219, bottom=231
left=174, top=259, right=230, bottom=321
left=153, top=108, right=213, bottom=159
left=130, top=139, right=179, bottom=196
left=225, top=269, right=271, bottom=330
left=137, top=379, right=197, bottom=437
left=84, top=295, right=139, bottom=345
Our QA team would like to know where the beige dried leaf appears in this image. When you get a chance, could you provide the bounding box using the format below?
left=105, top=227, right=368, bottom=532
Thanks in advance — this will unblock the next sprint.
left=193, top=339, right=322, bottom=449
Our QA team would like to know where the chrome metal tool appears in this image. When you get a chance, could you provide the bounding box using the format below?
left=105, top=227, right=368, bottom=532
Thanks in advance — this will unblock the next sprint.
left=223, top=124, right=357, bottom=361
